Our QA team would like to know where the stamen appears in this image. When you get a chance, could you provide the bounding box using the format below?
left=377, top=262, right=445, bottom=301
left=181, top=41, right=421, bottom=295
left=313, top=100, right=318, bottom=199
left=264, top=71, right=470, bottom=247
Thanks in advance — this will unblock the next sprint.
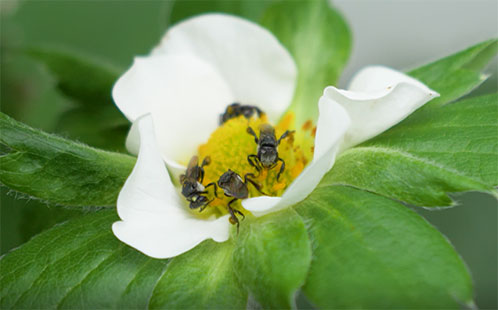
left=187, top=113, right=314, bottom=217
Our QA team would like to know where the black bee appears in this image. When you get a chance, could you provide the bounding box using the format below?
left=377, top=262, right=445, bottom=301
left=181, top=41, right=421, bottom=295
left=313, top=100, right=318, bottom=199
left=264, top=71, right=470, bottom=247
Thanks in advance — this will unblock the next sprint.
left=247, top=124, right=294, bottom=181
left=179, top=156, right=218, bottom=211
left=217, top=169, right=265, bottom=232
left=219, top=103, right=264, bottom=125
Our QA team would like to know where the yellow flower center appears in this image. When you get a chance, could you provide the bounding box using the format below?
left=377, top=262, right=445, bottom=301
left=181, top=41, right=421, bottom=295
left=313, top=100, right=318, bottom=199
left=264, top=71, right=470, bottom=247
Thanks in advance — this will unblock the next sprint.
left=184, top=112, right=315, bottom=218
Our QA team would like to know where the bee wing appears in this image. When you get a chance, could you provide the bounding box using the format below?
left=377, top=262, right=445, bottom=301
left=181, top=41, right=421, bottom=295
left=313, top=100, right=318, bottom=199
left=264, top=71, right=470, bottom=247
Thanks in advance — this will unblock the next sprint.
left=187, top=155, right=199, bottom=170
left=184, top=156, right=200, bottom=179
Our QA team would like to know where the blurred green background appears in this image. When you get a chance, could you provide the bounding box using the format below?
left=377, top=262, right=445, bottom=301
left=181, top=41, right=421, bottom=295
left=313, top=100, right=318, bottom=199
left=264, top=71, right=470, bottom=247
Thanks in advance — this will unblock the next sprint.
left=1, top=1, right=496, bottom=309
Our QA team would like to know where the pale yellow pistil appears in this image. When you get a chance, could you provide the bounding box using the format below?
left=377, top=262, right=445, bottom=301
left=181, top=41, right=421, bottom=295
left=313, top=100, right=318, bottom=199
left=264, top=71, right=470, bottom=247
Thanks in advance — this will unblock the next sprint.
left=188, top=113, right=315, bottom=217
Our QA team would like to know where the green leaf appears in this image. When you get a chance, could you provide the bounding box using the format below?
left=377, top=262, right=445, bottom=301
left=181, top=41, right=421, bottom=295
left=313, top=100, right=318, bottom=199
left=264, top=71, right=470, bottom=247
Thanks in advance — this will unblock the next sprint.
left=2, top=190, right=84, bottom=253
left=0, top=210, right=169, bottom=309
left=409, top=39, right=497, bottom=108
left=149, top=240, right=247, bottom=309
left=27, top=47, right=130, bottom=152
left=232, top=208, right=311, bottom=308
left=295, top=186, right=473, bottom=308
left=0, top=112, right=135, bottom=207
left=369, top=93, right=498, bottom=187
left=167, top=0, right=278, bottom=24
left=327, top=94, right=498, bottom=208
left=262, top=0, right=351, bottom=126
left=56, top=105, right=129, bottom=152
left=26, top=47, right=122, bottom=105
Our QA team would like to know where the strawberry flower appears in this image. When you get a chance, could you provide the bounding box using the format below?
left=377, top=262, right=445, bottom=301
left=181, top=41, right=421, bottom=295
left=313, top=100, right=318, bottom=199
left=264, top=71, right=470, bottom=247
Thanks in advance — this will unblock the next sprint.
left=111, top=14, right=438, bottom=259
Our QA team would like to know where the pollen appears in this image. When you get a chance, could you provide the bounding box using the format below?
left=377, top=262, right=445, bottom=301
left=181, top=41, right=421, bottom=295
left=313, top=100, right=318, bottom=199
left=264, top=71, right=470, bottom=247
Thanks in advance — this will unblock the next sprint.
left=195, top=112, right=313, bottom=215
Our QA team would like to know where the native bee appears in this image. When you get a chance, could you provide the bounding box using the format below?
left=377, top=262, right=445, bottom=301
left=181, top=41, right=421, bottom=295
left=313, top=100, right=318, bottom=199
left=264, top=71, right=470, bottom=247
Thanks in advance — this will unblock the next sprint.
left=217, top=169, right=265, bottom=231
left=247, top=124, right=294, bottom=180
left=179, top=156, right=218, bottom=211
left=219, top=103, right=264, bottom=125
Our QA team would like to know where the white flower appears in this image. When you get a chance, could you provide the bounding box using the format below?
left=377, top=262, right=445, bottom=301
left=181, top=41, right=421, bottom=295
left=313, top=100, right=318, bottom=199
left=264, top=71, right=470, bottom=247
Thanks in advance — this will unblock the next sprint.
left=111, top=14, right=438, bottom=259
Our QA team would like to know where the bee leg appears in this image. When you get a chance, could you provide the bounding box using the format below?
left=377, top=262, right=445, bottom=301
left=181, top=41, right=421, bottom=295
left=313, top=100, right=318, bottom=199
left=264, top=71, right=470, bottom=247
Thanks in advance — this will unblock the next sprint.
left=199, top=168, right=205, bottom=183
left=244, top=173, right=267, bottom=196
left=227, top=200, right=240, bottom=234
left=189, top=199, right=202, bottom=210
left=247, top=154, right=262, bottom=174
left=277, top=130, right=295, bottom=145
left=244, top=172, right=258, bottom=180
left=201, top=156, right=211, bottom=167
left=205, top=182, right=219, bottom=198
left=228, top=197, right=238, bottom=208
left=276, top=158, right=286, bottom=181
left=199, top=198, right=214, bottom=212
left=246, top=126, right=259, bottom=144
left=233, top=209, right=245, bottom=221
left=254, top=106, right=264, bottom=118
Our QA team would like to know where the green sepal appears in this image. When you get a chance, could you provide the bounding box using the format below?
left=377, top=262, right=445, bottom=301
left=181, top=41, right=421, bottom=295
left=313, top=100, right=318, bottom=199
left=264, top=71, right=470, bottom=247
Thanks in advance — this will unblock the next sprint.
left=0, top=112, right=135, bottom=207
left=261, top=0, right=351, bottom=126
left=409, top=38, right=497, bottom=108
left=167, top=0, right=279, bottom=24
left=149, top=240, right=247, bottom=309
left=232, top=209, right=311, bottom=309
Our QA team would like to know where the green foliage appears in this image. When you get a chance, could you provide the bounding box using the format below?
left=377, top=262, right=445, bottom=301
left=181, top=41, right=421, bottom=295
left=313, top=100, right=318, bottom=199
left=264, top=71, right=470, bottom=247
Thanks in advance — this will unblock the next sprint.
left=295, top=186, right=473, bottom=308
left=261, top=0, right=351, bottom=126
left=0, top=189, right=84, bottom=254
left=167, top=0, right=278, bottom=24
left=26, top=47, right=121, bottom=105
left=27, top=47, right=129, bottom=152
left=409, top=39, right=497, bottom=108
left=0, top=112, right=135, bottom=207
left=0, top=210, right=248, bottom=309
left=149, top=240, right=247, bottom=309
left=56, top=105, right=129, bottom=152
left=327, top=94, right=498, bottom=207
left=232, top=209, right=311, bottom=308
left=0, top=211, right=168, bottom=309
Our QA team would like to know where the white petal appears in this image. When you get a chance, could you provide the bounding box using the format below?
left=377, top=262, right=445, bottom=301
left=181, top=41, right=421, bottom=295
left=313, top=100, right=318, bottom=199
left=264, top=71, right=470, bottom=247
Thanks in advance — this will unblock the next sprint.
left=152, top=14, right=296, bottom=122
left=326, top=66, right=439, bottom=149
left=243, top=97, right=351, bottom=217
left=113, top=55, right=235, bottom=167
left=113, top=114, right=230, bottom=259
left=125, top=121, right=186, bottom=179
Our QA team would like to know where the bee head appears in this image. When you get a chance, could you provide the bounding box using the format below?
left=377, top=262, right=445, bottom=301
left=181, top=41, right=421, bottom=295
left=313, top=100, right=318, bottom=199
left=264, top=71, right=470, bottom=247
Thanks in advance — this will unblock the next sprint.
left=181, top=181, right=198, bottom=197
left=189, top=195, right=209, bottom=209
